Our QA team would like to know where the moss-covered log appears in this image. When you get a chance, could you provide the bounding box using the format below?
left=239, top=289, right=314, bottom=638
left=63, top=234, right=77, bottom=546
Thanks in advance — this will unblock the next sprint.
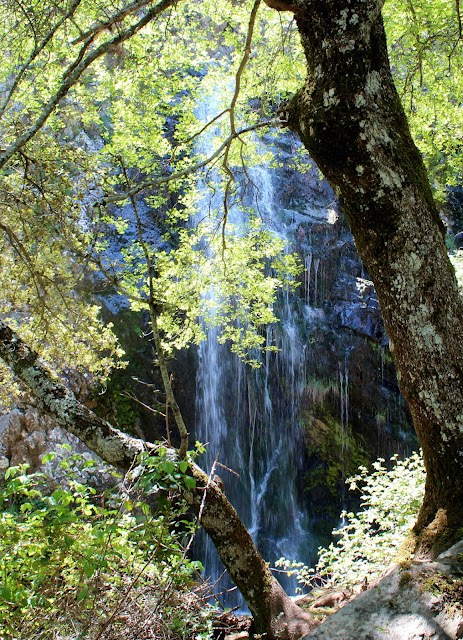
left=0, top=319, right=313, bottom=639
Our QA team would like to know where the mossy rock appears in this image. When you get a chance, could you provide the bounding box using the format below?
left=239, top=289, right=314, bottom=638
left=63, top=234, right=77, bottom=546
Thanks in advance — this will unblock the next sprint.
left=422, top=574, right=463, bottom=615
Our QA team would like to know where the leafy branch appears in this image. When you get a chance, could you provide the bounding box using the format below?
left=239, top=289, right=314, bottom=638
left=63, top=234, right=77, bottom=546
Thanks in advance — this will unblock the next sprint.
left=99, top=120, right=276, bottom=206
left=0, top=0, right=84, bottom=118
left=0, top=0, right=176, bottom=170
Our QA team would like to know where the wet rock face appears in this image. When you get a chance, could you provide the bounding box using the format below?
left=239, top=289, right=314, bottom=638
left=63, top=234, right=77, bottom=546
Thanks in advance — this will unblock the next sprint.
left=302, top=541, right=463, bottom=640
left=268, top=132, right=414, bottom=479
left=333, top=274, right=387, bottom=344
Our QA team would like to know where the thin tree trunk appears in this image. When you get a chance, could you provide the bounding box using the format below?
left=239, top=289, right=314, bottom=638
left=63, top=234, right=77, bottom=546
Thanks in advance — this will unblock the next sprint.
left=0, top=319, right=313, bottom=639
left=265, top=0, right=463, bottom=549
left=149, top=306, right=189, bottom=458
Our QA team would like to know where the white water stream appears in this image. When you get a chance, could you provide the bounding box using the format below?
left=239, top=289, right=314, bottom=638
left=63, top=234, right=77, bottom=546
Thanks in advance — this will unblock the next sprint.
left=192, top=107, right=314, bottom=607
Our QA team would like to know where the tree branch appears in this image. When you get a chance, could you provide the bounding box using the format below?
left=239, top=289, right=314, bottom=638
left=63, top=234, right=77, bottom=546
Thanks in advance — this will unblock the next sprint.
left=120, top=157, right=190, bottom=458
left=457, top=0, right=462, bottom=39
left=71, top=0, right=155, bottom=44
left=149, top=308, right=190, bottom=458
left=0, top=0, right=176, bottom=171
left=0, top=319, right=147, bottom=467
left=0, top=221, right=48, bottom=307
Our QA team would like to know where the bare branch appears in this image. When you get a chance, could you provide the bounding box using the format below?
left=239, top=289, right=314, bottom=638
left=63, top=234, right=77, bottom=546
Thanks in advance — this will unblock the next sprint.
left=182, top=109, right=229, bottom=146
left=149, top=308, right=190, bottom=458
left=229, top=0, right=261, bottom=135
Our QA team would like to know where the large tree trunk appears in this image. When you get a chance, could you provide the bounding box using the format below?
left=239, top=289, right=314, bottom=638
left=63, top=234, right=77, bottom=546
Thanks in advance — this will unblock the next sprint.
left=265, top=0, right=463, bottom=550
left=0, top=320, right=314, bottom=639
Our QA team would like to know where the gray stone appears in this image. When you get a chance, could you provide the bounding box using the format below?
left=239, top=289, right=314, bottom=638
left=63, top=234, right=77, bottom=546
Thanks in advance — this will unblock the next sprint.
left=0, top=408, right=118, bottom=491
left=302, top=545, right=463, bottom=640
left=0, top=455, right=9, bottom=478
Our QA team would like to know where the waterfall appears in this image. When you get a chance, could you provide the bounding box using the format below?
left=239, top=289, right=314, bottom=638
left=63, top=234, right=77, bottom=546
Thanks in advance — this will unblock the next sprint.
left=193, top=131, right=313, bottom=607
left=338, top=351, right=351, bottom=507
left=313, top=257, right=320, bottom=306
left=339, top=358, right=349, bottom=440
left=305, top=252, right=312, bottom=304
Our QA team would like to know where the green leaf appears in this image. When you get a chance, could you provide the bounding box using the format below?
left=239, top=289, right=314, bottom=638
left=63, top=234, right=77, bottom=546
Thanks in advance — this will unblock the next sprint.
left=183, top=476, right=196, bottom=489
left=0, top=587, right=11, bottom=601
left=83, top=562, right=96, bottom=578
left=41, top=452, right=56, bottom=463
left=77, top=587, right=89, bottom=603
left=162, top=461, right=175, bottom=475
left=179, top=461, right=189, bottom=473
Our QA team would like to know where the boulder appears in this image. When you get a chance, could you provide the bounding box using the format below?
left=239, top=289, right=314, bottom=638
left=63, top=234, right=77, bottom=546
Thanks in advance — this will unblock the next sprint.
left=302, top=541, right=463, bottom=640
left=0, top=408, right=117, bottom=491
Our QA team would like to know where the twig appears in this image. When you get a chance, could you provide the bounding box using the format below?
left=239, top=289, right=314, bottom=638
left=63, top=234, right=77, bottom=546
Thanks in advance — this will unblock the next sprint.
left=166, top=374, right=172, bottom=446
left=457, top=0, right=462, bottom=39
left=216, top=461, right=240, bottom=477
left=121, top=390, right=166, bottom=417
left=93, top=541, right=164, bottom=640
left=152, top=455, right=222, bottom=615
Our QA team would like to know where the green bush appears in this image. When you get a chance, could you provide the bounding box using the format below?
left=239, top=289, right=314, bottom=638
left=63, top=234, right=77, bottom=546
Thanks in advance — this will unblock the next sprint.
left=0, top=448, right=216, bottom=640
left=277, top=452, right=425, bottom=589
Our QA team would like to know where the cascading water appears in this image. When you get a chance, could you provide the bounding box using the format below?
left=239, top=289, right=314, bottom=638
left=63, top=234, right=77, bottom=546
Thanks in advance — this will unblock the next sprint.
left=305, top=252, right=312, bottom=303
left=190, top=90, right=415, bottom=609
left=193, top=123, right=316, bottom=607
left=338, top=352, right=350, bottom=506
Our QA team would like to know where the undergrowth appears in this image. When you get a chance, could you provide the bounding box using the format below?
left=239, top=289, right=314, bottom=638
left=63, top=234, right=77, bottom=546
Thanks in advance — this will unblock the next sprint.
left=0, top=445, right=219, bottom=640
left=277, top=452, right=426, bottom=589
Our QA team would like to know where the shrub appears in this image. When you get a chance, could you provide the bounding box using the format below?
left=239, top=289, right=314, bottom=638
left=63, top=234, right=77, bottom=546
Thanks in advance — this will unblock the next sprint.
left=0, top=448, right=216, bottom=640
left=277, top=452, right=425, bottom=589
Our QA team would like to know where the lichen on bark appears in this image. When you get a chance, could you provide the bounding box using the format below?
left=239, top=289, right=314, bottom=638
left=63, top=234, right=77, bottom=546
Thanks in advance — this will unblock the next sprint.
left=271, top=0, right=463, bottom=551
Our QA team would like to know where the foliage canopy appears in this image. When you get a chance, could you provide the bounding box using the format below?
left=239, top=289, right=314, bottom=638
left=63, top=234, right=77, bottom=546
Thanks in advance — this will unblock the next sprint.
left=0, top=0, right=307, bottom=403
left=0, top=0, right=462, bottom=403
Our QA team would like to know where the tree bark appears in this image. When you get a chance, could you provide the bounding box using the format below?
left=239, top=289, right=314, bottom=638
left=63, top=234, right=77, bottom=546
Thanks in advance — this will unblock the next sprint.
left=265, top=0, right=463, bottom=550
left=0, top=319, right=313, bottom=639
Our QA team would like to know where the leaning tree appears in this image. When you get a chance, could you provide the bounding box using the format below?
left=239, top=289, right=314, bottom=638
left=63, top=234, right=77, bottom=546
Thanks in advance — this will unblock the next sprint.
left=1, top=0, right=463, bottom=636
left=264, top=0, right=463, bottom=550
